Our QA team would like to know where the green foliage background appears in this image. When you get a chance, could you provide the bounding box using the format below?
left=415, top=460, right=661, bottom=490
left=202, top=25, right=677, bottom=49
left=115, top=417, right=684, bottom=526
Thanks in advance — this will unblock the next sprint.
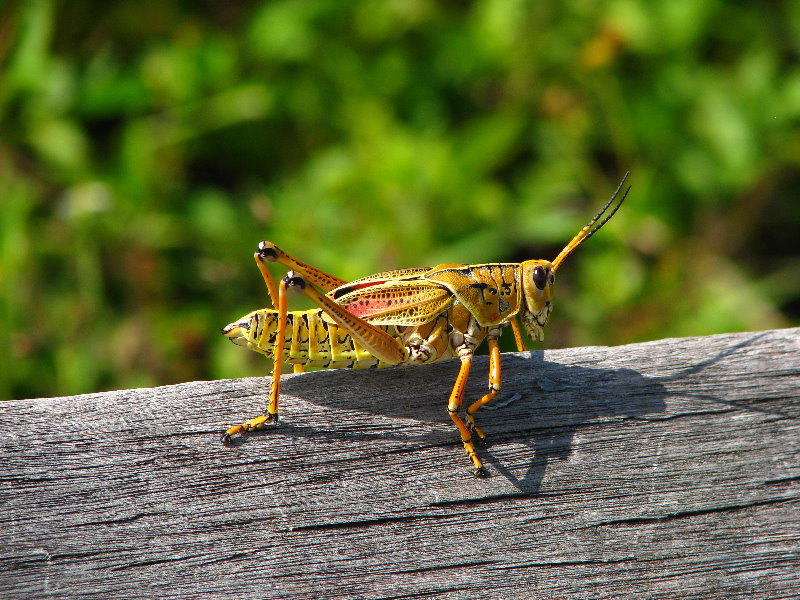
left=1, top=1, right=799, bottom=400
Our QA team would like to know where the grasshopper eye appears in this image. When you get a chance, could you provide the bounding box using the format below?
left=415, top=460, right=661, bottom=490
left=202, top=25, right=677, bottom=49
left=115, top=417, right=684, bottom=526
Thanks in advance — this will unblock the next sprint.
left=533, top=266, right=548, bottom=290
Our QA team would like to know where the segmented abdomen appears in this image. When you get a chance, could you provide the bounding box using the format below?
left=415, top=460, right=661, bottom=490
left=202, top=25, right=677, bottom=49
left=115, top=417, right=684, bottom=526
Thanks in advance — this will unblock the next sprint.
left=245, top=308, right=398, bottom=369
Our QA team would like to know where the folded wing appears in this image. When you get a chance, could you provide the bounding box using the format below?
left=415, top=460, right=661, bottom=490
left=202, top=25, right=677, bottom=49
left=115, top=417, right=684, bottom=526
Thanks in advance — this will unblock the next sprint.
left=332, top=278, right=454, bottom=326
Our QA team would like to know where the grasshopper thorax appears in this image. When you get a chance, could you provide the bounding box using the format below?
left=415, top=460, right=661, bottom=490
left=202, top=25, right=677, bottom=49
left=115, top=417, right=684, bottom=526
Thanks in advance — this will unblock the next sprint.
left=519, top=260, right=555, bottom=341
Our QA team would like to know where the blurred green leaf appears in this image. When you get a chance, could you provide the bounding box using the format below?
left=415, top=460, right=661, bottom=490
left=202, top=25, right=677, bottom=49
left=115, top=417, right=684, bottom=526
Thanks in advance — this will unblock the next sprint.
left=1, top=0, right=798, bottom=400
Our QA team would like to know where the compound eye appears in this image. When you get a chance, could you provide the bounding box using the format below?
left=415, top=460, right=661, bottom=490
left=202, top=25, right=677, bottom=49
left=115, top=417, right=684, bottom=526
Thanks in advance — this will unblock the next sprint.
left=532, top=265, right=548, bottom=290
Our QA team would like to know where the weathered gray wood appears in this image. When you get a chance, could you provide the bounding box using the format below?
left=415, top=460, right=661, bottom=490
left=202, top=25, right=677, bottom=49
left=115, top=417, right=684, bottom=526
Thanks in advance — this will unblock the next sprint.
left=1, top=328, right=799, bottom=599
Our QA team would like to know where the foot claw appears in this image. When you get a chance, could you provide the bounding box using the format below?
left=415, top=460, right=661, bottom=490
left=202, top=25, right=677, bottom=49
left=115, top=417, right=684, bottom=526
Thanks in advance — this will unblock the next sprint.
left=473, top=466, right=489, bottom=478
left=221, top=413, right=279, bottom=446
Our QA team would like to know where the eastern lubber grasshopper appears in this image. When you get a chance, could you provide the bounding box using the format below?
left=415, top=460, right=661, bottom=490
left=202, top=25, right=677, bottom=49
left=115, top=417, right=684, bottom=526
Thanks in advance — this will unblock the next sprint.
left=222, top=173, right=630, bottom=476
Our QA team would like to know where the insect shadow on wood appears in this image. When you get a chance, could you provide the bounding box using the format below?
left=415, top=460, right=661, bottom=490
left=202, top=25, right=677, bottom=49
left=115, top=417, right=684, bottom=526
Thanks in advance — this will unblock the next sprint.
left=226, top=331, right=773, bottom=491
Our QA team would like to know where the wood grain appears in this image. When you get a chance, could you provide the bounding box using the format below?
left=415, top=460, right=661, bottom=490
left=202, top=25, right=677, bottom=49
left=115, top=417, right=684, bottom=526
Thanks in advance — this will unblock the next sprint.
left=2, top=328, right=799, bottom=599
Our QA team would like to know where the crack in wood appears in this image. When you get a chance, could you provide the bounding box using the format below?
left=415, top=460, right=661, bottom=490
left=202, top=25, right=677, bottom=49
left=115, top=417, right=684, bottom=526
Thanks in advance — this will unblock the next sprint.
left=578, top=495, right=800, bottom=529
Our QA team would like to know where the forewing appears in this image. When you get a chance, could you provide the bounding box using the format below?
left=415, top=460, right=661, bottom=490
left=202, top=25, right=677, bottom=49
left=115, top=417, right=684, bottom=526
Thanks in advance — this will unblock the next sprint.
left=334, top=279, right=454, bottom=326
left=329, top=267, right=433, bottom=299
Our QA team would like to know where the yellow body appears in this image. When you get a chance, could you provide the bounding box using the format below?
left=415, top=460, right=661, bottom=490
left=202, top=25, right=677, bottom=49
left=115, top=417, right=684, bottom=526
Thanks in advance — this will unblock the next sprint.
left=224, top=305, right=466, bottom=370
left=222, top=174, right=630, bottom=476
left=222, top=261, right=554, bottom=371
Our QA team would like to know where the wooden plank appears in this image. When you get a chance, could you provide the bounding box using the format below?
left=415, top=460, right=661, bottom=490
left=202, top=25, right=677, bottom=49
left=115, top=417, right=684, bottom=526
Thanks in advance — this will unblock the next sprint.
left=1, top=328, right=799, bottom=599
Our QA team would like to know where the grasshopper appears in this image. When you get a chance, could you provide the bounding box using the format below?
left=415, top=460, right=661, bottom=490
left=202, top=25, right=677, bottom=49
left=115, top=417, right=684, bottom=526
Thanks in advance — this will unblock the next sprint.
left=222, top=173, right=630, bottom=476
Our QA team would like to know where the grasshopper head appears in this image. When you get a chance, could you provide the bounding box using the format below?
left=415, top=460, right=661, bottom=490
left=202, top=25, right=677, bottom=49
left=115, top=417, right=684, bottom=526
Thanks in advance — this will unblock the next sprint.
left=519, top=260, right=555, bottom=341
left=519, top=173, right=631, bottom=341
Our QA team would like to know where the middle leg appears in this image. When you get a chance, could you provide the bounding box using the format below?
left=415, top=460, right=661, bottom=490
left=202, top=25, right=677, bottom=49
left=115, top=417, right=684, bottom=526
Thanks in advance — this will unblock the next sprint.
left=447, top=351, right=489, bottom=477
left=466, top=336, right=501, bottom=443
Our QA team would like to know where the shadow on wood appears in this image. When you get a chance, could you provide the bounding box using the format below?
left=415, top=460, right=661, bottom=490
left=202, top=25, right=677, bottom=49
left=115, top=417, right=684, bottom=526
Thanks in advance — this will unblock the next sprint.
left=262, top=350, right=671, bottom=493
left=2, top=328, right=799, bottom=599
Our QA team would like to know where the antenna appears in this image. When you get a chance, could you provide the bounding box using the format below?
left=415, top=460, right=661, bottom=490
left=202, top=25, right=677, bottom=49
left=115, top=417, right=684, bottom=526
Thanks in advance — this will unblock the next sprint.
left=551, top=172, right=631, bottom=272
